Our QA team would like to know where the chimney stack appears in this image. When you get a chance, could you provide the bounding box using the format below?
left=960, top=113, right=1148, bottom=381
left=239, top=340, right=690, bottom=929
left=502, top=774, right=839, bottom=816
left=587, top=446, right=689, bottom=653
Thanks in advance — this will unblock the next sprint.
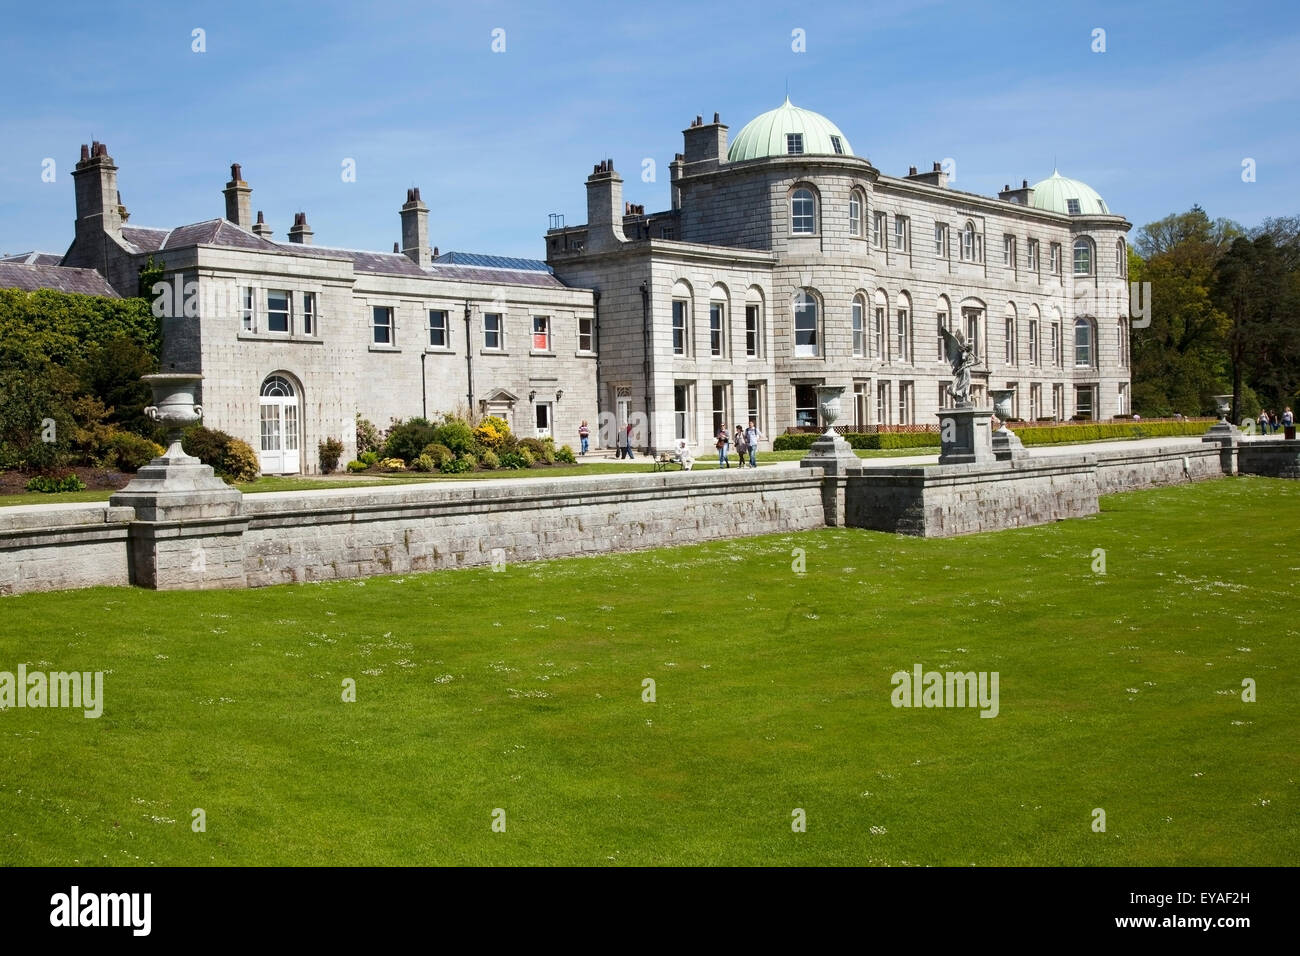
left=905, top=161, right=949, bottom=188
left=288, top=212, right=314, bottom=244
left=252, top=210, right=272, bottom=239
left=71, top=140, right=123, bottom=238
left=682, top=113, right=728, bottom=170
left=585, top=159, right=626, bottom=253
left=223, top=163, right=253, bottom=230
left=400, top=187, right=431, bottom=268
left=998, top=179, right=1035, bottom=206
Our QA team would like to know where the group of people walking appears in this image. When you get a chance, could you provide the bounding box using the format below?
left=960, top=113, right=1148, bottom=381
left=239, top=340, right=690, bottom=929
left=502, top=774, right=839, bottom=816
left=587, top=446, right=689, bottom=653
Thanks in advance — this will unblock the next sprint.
left=714, top=420, right=762, bottom=468
left=576, top=418, right=765, bottom=466
left=1257, top=407, right=1294, bottom=435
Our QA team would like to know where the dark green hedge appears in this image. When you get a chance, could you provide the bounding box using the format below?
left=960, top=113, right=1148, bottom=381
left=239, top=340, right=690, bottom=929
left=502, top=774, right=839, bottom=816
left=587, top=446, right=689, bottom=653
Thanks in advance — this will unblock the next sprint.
left=772, top=420, right=1210, bottom=452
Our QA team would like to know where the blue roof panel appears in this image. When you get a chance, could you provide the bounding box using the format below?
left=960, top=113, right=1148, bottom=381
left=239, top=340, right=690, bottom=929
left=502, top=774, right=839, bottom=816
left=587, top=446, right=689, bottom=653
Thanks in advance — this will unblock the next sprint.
left=433, top=251, right=553, bottom=273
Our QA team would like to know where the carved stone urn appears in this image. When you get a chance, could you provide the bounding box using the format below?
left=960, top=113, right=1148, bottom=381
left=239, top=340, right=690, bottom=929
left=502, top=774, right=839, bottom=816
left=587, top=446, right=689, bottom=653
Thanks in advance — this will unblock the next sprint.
left=1213, top=394, right=1233, bottom=425
left=815, top=385, right=847, bottom=437
left=990, top=388, right=1016, bottom=424
left=143, top=373, right=204, bottom=460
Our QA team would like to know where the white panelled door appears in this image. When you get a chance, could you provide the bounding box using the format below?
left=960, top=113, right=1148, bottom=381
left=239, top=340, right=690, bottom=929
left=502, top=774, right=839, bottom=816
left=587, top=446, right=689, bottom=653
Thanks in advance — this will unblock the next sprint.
left=259, top=374, right=300, bottom=474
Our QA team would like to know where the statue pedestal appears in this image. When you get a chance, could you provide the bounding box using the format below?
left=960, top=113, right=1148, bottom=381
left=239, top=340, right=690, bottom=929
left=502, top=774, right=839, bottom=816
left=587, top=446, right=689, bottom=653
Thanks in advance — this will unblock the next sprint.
left=800, top=430, right=860, bottom=476
left=937, top=407, right=996, bottom=465
left=992, top=425, right=1028, bottom=461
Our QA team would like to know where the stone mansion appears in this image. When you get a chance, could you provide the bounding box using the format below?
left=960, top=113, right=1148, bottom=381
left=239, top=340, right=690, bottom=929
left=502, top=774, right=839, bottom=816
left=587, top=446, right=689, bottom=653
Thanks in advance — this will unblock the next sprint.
left=3, top=100, right=1131, bottom=473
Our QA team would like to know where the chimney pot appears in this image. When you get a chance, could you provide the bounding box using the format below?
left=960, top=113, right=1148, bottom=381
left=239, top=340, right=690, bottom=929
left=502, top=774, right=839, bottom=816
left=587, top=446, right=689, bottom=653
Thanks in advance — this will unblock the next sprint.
left=394, top=242, right=400, bottom=253
left=713, top=112, right=720, bottom=123
left=1022, top=179, right=1028, bottom=188
left=433, top=246, right=439, bottom=258
left=80, top=144, right=90, bottom=162
left=230, top=163, right=242, bottom=181
left=933, top=162, right=941, bottom=171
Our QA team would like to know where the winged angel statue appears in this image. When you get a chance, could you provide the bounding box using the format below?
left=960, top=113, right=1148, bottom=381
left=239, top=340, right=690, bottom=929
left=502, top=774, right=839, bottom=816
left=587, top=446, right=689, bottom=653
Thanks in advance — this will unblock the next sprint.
left=940, top=325, right=978, bottom=407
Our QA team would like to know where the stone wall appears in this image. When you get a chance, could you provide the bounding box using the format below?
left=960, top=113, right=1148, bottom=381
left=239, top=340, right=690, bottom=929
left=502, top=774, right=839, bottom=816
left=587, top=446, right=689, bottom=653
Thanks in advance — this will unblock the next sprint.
left=843, top=455, right=1100, bottom=537
left=238, top=469, right=826, bottom=587
left=1092, top=440, right=1228, bottom=494
left=2, top=438, right=1296, bottom=596
left=0, top=506, right=133, bottom=595
left=1239, top=440, right=1300, bottom=479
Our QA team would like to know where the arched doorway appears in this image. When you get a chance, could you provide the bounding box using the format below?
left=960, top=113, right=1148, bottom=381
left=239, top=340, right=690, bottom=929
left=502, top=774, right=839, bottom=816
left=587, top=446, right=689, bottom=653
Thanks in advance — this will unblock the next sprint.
left=259, top=373, right=301, bottom=474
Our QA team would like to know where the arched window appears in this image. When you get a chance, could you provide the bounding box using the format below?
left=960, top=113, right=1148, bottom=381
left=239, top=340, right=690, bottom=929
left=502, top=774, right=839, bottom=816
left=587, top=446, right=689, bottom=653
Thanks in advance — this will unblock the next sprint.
left=961, top=221, right=977, bottom=261
left=1115, top=238, right=1126, bottom=276
left=794, top=290, right=819, bottom=357
left=261, top=374, right=296, bottom=398
left=873, top=290, right=888, bottom=359
left=849, top=189, right=865, bottom=238
left=1073, top=237, right=1094, bottom=276
left=1074, top=318, right=1095, bottom=367
left=936, top=294, right=952, bottom=361
left=851, top=294, right=866, bottom=357
left=1117, top=317, right=1129, bottom=368
left=791, top=188, right=816, bottom=235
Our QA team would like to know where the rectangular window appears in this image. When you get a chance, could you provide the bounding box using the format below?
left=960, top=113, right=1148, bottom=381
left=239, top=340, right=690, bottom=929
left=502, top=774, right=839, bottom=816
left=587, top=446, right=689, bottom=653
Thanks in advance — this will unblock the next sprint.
left=711, top=382, right=728, bottom=436
left=1067, top=198, right=1082, bottom=215
left=745, top=305, right=759, bottom=357
left=872, top=211, right=886, bottom=249
left=876, top=381, right=890, bottom=426
left=938, top=382, right=951, bottom=411
left=372, top=305, right=393, bottom=345
left=674, top=383, right=690, bottom=441
left=854, top=382, right=870, bottom=429
left=894, top=216, right=907, bottom=251
left=1050, top=243, right=1061, bottom=274
left=1003, top=235, right=1015, bottom=267
left=961, top=228, right=975, bottom=261
left=532, top=315, right=551, bottom=351
left=786, top=133, right=803, bottom=155
left=852, top=301, right=864, bottom=357
left=849, top=195, right=861, bottom=236
left=1028, top=320, right=1038, bottom=365
left=241, top=287, right=255, bottom=330
left=896, top=309, right=908, bottom=362
left=483, top=313, right=503, bottom=350
left=579, top=316, right=594, bottom=353
left=1054, top=384, right=1065, bottom=420
left=830, top=135, right=844, bottom=155
left=1118, top=383, right=1129, bottom=416
left=795, top=384, right=818, bottom=429
left=1118, top=319, right=1128, bottom=367
left=964, top=309, right=982, bottom=362
left=747, top=383, right=763, bottom=434
left=873, top=307, right=884, bottom=359
left=1027, top=239, right=1039, bottom=272
left=267, top=290, right=291, bottom=333
left=672, top=300, right=687, bottom=355
left=898, top=382, right=912, bottom=425
left=937, top=312, right=948, bottom=360
left=934, top=223, right=948, bottom=257
left=1075, top=385, right=1094, bottom=420
left=1004, top=318, right=1016, bottom=365
left=1030, top=383, right=1042, bottom=420
left=709, top=302, right=724, bottom=356
left=301, top=292, right=316, bottom=336
left=1051, top=323, right=1061, bottom=366
left=428, top=309, right=448, bottom=348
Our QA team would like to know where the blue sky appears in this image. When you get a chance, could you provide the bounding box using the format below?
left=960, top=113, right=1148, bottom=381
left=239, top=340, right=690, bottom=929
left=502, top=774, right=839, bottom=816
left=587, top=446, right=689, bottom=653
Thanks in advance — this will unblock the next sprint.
left=2, top=0, right=1297, bottom=259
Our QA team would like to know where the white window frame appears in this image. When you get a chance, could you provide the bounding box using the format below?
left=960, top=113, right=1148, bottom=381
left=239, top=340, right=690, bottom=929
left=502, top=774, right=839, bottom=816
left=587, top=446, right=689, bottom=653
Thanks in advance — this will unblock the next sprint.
left=483, top=312, right=504, bottom=350
left=709, top=302, right=725, bottom=356
left=791, top=189, right=816, bottom=235
left=532, top=314, right=552, bottom=352
left=672, top=299, right=688, bottom=356
left=266, top=289, right=291, bottom=334
left=428, top=309, right=449, bottom=348
left=793, top=291, right=818, bottom=358
left=301, top=292, right=316, bottom=336
left=578, top=316, right=595, bottom=353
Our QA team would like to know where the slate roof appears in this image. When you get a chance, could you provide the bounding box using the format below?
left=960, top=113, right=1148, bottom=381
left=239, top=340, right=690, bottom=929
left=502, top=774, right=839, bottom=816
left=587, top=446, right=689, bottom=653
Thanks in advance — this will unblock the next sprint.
left=0, top=263, right=121, bottom=297
left=270, top=242, right=428, bottom=276
left=425, top=263, right=566, bottom=288
left=0, top=251, right=63, bottom=266
left=433, top=251, right=553, bottom=273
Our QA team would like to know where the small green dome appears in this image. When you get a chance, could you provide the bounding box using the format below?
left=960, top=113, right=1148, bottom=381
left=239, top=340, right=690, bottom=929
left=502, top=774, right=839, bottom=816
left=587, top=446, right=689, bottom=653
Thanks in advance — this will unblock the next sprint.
left=727, top=98, right=854, bottom=162
left=1030, top=170, right=1110, bottom=215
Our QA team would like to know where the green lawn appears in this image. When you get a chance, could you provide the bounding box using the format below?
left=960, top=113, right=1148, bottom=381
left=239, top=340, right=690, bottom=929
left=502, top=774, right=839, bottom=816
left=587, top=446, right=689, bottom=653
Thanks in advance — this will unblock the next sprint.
left=0, top=477, right=1295, bottom=866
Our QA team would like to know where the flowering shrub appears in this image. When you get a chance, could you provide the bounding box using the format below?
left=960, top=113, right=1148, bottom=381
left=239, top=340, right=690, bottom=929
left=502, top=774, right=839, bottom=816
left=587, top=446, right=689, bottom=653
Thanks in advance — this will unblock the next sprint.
left=473, top=416, right=511, bottom=450
left=318, top=437, right=344, bottom=473
left=380, top=457, right=407, bottom=471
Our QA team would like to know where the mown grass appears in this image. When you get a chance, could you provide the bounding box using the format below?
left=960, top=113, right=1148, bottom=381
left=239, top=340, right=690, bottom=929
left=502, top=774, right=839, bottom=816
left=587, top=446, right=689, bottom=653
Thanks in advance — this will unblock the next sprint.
left=0, top=477, right=1295, bottom=866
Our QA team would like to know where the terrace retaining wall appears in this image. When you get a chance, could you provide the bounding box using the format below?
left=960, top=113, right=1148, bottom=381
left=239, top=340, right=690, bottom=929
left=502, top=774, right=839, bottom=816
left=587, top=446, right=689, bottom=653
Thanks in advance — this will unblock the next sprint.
left=0, top=436, right=1294, bottom=594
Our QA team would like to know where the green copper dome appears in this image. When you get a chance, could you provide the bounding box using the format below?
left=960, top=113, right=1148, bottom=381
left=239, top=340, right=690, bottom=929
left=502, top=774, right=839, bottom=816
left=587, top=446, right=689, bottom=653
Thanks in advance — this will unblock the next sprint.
left=727, top=98, right=854, bottom=162
left=1030, top=170, right=1110, bottom=215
